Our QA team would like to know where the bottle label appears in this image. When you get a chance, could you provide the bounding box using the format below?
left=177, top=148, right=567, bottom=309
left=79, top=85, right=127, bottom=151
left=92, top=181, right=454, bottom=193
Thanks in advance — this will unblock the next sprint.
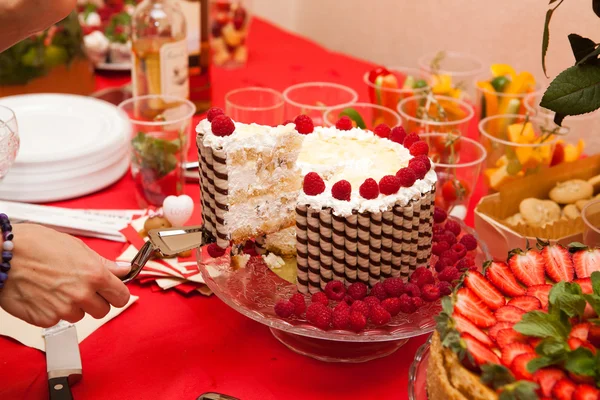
left=160, top=39, right=189, bottom=99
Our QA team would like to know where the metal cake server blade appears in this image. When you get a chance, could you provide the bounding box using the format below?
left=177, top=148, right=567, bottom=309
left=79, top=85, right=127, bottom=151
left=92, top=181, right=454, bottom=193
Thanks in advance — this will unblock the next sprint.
left=42, top=321, right=82, bottom=400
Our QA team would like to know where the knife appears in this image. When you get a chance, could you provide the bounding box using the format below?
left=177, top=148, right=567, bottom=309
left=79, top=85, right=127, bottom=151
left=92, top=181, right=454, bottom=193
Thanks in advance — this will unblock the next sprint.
left=42, top=321, right=82, bottom=400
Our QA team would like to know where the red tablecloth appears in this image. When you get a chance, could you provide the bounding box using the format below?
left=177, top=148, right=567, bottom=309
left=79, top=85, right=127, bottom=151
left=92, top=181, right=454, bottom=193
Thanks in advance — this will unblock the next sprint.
left=0, top=18, right=483, bottom=399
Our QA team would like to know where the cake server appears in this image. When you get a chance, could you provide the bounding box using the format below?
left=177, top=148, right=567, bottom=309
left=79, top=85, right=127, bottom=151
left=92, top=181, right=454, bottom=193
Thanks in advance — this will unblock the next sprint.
left=42, top=321, right=82, bottom=400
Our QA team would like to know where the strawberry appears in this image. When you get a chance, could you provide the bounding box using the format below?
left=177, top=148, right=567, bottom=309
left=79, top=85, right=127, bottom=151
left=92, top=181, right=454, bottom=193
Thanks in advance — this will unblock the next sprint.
left=588, top=325, right=600, bottom=348
left=575, top=278, right=593, bottom=293
left=489, top=322, right=514, bottom=343
left=533, top=368, right=566, bottom=397
left=552, top=379, right=577, bottom=400
left=508, top=295, right=542, bottom=312
left=526, top=284, right=552, bottom=309
left=462, top=333, right=501, bottom=367
left=567, top=338, right=597, bottom=354
left=485, top=261, right=526, bottom=297
left=573, top=384, right=600, bottom=400
left=441, top=180, right=458, bottom=203
left=463, top=271, right=505, bottom=310
left=496, top=328, right=527, bottom=349
left=529, top=337, right=543, bottom=349
left=508, top=248, right=546, bottom=287
left=501, top=342, right=534, bottom=367
left=570, top=372, right=596, bottom=385
left=572, top=246, right=600, bottom=278
left=455, top=288, right=497, bottom=328
left=570, top=323, right=591, bottom=341
left=511, top=352, right=537, bottom=380
left=453, top=314, right=494, bottom=348
left=495, top=305, right=526, bottom=324
left=540, top=242, right=574, bottom=283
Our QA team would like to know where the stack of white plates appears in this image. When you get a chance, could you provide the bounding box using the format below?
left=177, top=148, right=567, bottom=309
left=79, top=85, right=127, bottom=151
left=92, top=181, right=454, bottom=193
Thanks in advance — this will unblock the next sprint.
left=0, top=94, right=131, bottom=203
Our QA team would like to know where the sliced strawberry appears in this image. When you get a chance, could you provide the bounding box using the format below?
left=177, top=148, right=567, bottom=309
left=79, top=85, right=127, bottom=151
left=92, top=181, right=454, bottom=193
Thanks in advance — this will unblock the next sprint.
left=462, top=332, right=500, bottom=367
left=573, top=247, right=600, bottom=279
left=575, top=278, right=592, bottom=294
left=455, top=288, right=497, bottom=328
left=485, top=261, right=526, bottom=297
left=453, top=314, right=494, bottom=348
left=463, top=270, right=506, bottom=310
left=552, top=378, right=577, bottom=400
left=508, top=295, right=542, bottom=312
left=533, top=368, right=566, bottom=397
left=496, top=328, right=528, bottom=349
left=573, top=384, right=600, bottom=400
left=526, top=284, right=552, bottom=309
left=511, top=352, right=537, bottom=380
left=540, top=242, right=574, bottom=283
left=508, top=249, right=546, bottom=287
left=501, top=342, right=534, bottom=367
left=489, top=322, right=514, bottom=343
left=569, top=372, right=596, bottom=385
left=570, top=323, right=591, bottom=341
left=495, top=305, right=526, bottom=324
left=567, top=338, right=597, bottom=354
left=529, top=337, right=543, bottom=349
left=588, top=325, right=600, bottom=348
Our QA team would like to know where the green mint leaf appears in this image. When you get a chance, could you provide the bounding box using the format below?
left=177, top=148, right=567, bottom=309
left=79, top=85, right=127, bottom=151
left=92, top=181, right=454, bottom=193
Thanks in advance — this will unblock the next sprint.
left=536, top=337, right=568, bottom=358
left=541, top=64, right=600, bottom=117
left=441, top=295, right=453, bottom=315
left=591, top=271, right=600, bottom=295
left=568, top=34, right=598, bottom=65
left=548, top=282, right=586, bottom=318
left=481, top=364, right=515, bottom=389
left=583, top=294, right=600, bottom=317
left=498, top=381, right=540, bottom=400
left=527, top=355, right=556, bottom=373
left=565, top=347, right=598, bottom=377
left=542, top=0, right=565, bottom=77
left=514, top=310, right=570, bottom=338
left=569, top=242, right=589, bottom=252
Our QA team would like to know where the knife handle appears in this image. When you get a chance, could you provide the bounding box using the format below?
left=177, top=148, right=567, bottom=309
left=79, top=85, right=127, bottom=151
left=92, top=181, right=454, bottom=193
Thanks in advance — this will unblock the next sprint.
left=48, top=377, right=73, bottom=400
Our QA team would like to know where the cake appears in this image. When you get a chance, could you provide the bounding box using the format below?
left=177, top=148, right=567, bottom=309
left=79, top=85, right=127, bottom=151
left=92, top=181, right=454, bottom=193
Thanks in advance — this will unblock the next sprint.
left=427, top=242, right=600, bottom=400
left=196, top=112, right=437, bottom=294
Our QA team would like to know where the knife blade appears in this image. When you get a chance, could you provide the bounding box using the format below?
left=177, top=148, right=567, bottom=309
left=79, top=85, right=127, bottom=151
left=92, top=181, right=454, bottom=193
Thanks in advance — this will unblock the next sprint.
left=42, top=321, right=82, bottom=400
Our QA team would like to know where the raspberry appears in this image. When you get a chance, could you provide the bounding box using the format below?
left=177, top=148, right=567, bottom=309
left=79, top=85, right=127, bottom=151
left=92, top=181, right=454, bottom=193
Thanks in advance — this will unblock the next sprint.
left=294, top=114, right=314, bottom=134
left=207, top=243, right=226, bottom=258
left=432, top=241, right=450, bottom=257
left=324, top=280, right=346, bottom=301
left=435, top=259, right=448, bottom=273
left=363, top=296, right=381, bottom=309
left=379, top=175, right=401, bottom=195
left=336, top=116, right=353, bottom=131
left=440, top=249, right=459, bottom=263
left=303, top=172, right=325, bottom=195
left=455, top=257, right=475, bottom=272
left=438, top=266, right=460, bottom=283
left=404, top=283, right=421, bottom=298
left=403, top=132, right=421, bottom=149
left=306, top=303, right=332, bottom=330
left=410, top=267, right=435, bottom=288
left=440, top=231, right=458, bottom=246
left=331, top=180, right=352, bottom=201
left=410, top=266, right=429, bottom=280
left=396, top=167, right=417, bottom=187
left=274, top=299, right=295, bottom=318
left=433, top=207, right=448, bottom=223
left=206, top=107, right=224, bottom=122
left=211, top=114, right=235, bottom=136
left=349, top=311, right=367, bottom=332
left=359, top=178, right=379, bottom=199
left=311, top=291, right=329, bottom=306
left=350, top=300, right=371, bottom=318
left=332, top=307, right=351, bottom=329
left=370, top=282, right=388, bottom=300
left=409, top=160, right=428, bottom=180
left=433, top=224, right=445, bottom=235
left=383, top=277, right=405, bottom=297
left=370, top=305, right=391, bottom=325
left=399, top=293, right=417, bottom=314
left=421, top=284, right=441, bottom=302
left=373, top=123, right=391, bottom=138
left=390, top=126, right=407, bottom=144
left=445, top=219, right=462, bottom=236
left=460, top=234, right=478, bottom=251
left=381, top=297, right=402, bottom=316
left=411, top=154, right=431, bottom=171
left=347, top=282, right=368, bottom=300
left=282, top=119, right=294, bottom=125
left=437, top=281, right=453, bottom=296
left=343, top=294, right=355, bottom=305
left=412, top=297, right=424, bottom=309
left=409, top=141, right=429, bottom=156
left=289, top=293, right=307, bottom=315
left=451, top=243, right=467, bottom=260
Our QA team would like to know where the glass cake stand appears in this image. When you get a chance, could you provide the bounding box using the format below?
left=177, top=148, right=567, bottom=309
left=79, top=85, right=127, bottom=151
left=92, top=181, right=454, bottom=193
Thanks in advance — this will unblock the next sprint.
left=197, top=218, right=489, bottom=363
left=408, top=336, right=431, bottom=400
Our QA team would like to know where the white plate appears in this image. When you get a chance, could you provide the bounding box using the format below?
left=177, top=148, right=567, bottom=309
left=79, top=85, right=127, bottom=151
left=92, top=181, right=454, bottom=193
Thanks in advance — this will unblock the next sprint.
left=0, top=94, right=130, bottom=166
left=95, top=62, right=131, bottom=71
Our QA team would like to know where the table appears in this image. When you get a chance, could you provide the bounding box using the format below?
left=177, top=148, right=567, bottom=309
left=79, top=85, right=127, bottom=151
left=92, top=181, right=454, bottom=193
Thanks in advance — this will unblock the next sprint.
left=0, top=18, right=481, bottom=399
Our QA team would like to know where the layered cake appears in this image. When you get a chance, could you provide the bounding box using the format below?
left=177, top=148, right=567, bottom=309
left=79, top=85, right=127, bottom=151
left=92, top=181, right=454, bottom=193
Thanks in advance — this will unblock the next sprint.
left=196, top=111, right=437, bottom=294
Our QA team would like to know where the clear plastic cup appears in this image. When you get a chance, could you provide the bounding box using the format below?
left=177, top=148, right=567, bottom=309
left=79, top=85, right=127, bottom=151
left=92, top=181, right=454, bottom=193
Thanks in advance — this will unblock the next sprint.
left=363, top=67, right=432, bottom=115
left=583, top=199, right=600, bottom=247
left=0, top=106, right=19, bottom=180
left=475, top=73, right=542, bottom=121
left=397, top=94, right=474, bottom=136
left=225, top=87, right=284, bottom=125
left=323, top=102, right=401, bottom=131
left=282, top=82, right=358, bottom=125
left=418, top=51, right=484, bottom=100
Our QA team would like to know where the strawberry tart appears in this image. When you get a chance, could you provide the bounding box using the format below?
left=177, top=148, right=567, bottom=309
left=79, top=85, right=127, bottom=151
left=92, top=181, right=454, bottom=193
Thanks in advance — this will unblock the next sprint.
left=427, top=241, right=600, bottom=400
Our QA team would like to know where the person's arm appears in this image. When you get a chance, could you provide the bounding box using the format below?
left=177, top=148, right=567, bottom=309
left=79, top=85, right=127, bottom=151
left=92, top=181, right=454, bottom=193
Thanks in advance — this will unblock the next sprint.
left=0, top=0, right=77, bottom=52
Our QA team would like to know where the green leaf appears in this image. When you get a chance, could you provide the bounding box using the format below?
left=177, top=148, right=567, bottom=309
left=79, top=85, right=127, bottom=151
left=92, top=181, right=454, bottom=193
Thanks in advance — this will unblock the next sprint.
left=568, top=34, right=598, bottom=65
left=338, top=108, right=366, bottom=129
left=569, top=242, right=589, bottom=252
left=481, top=364, right=515, bottom=389
left=583, top=294, right=600, bottom=316
left=527, top=355, right=556, bottom=373
left=536, top=337, right=568, bottom=357
left=498, top=381, right=540, bottom=400
left=541, top=64, right=600, bottom=118
left=594, top=0, right=600, bottom=18
left=514, top=310, right=570, bottom=339
left=548, top=282, right=586, bottom=318
left=542, top=0, right=565, bottom=77
left=591, top=271, right=600, bottom=295
left=565, top=347, right=597, bottom=377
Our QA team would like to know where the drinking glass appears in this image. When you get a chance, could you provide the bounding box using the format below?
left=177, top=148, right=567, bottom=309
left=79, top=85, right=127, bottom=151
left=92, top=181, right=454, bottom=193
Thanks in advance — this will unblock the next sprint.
left=418, top=51, right=484, bottom=101
left=118, top=95, right=196, bottom=207
left=397, top=94, right=474, bottom=136
left=0, top=106, right=19, bottom=180
left=210, top=0, right=252, bottom=68
left=323, top=103, right=401, bottom=131
left=282, top=82, right=358, bottom=125
left=225, top=87, right=284, bottom=125
left=475, top=73, right=542, bottom=121
left=583, top=199, right=600, bottom=247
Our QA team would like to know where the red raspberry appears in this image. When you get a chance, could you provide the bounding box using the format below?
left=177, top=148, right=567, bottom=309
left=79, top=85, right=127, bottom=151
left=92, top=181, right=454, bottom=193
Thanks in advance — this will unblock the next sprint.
left=383, top=277, right=405, bottom=297
left=335, top=116, right=353, bottom=131
left=381, top=297, right=402, bottom=316
left=349, top=311, right=367, bottom=332
left=444, top=219, right=462, bottom=236
left=359, top=178, right=379, bottom=199
left=324, top=280, right=346, bottom=301
left=440, top=231, right=458, bottom=246
left=435, top=259, right=447, bottom=273
left=306, top=302, right=326, bottom=321
left=373, top=123, right=391, bottom=138
left=451, top=243, right=467, bottom=260
left=289, top=293, right=307, bottom=315
left=433, top=207, right=448, bottom=223
left=211, top=114, right=235, bottom=136
left=331, top=307, right=351, bottom=329
left=303, top=172, right=325, bottom=195
left=399, top=293, right=417, bottom=314
left=370, top=282, right=388, bottom=300
left=409, top=160, right=428, bottom=180
left=274, top=299, right=295, bottom=318
left=432, top=241, right=450, bottom=257
left=350, top=300, right=371, bottom=318
left=311, top=291, right=329, bottom=306
left=206, top=107, right=224, bottom=122
left=410, top=154, right=431, bottom=171
left=409, top=141, right=429, bottom=156
left=390, top=126, right=407, bottom=144
left=437, top=281, right=453, bottom=296
left=412, top=297, right=424, bottom=309
left=396, top=167, right=417, bottom=187
left=370, top=305, right=391, bottom=326
left=438, top=266, right=460, bottom=283
left=421, top=284, right=441, bottom=302
left=282, top=119, right=294, bottom=125
left=379, top=175, right=401, bottom=195
left=294, top=115, right=314, bottom=134
left=306, top=303, right=332, bottom=330
left=440, top=249, right=459, bottom=263
left=363, top=296, right=381, bottom=309
left=433, top=224, right=445, bottom=235
left=347, top=282, right=368, bottom=300
left=459, top=234, right=478, bottom=251
left=411, top=267, right=435, bottom=288
left=404, top=283, right=421, bottom=298
left=455, top=257, right=475, bottom=272
left=331, top=180, right=352, bottom=201
left=207, top=243, right=226, bottom=258
left=343, top=294, right=355, bottom=305
left=403, top=132, right=421, bottom=149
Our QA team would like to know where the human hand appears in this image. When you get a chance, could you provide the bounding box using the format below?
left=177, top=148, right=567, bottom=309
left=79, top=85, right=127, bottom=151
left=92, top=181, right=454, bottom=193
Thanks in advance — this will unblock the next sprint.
left=0, top=223, right=131, bottom=328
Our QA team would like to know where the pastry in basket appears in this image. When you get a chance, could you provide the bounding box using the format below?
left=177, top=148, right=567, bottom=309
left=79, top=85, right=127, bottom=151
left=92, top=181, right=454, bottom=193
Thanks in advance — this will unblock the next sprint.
left=427, top=241, right=600, bottom=399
